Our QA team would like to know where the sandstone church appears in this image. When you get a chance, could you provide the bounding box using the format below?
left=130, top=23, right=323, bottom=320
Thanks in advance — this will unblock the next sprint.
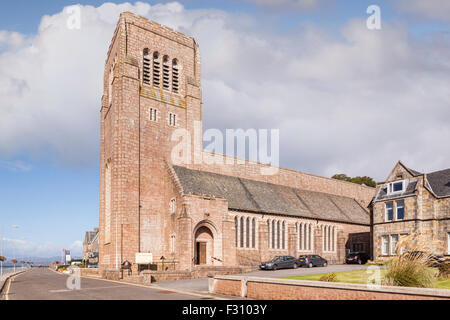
left=99, top=12, right=376, bottom=273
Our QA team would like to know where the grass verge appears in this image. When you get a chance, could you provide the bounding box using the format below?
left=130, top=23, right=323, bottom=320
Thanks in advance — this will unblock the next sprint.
left=283, top=269, right=450, bottom=289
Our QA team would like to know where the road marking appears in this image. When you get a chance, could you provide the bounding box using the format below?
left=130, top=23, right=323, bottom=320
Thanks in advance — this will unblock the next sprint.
left=49, top=285, right=129, bottom=293
left=49, top=267, right=227, bottom=300
left=4, top=272, right=26, bottom=301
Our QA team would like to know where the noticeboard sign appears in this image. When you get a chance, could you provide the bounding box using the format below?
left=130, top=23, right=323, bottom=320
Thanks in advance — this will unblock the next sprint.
left=135, top=253, right=153, bottom=264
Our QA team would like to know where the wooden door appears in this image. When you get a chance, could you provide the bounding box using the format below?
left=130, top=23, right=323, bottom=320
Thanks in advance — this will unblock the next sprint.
left=198, top=242, right=207, bottom=265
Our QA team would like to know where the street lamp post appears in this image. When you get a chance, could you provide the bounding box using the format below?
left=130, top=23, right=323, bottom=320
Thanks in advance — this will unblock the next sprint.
left=12, top=225, right=19, bottom=272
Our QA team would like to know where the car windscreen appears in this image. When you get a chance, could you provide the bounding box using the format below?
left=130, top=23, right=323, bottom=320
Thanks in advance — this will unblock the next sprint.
left=347, top=253, right=359, bottom=257
left=268, top=256, right=281, bottom=262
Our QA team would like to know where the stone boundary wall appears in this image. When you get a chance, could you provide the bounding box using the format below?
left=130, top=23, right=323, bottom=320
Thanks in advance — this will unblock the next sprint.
left=80, top=268, right=101, bottom=278
left=142, top=266, right=255, bottom=284
left=209, top=275, right=450, bottom=300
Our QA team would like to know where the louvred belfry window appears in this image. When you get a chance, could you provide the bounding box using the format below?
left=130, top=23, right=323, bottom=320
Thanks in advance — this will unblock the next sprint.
left=153, top=52, right=160, bottom=88
left=143, top=49, right=151, bottom=85
left=172, top=59, right=179, bottom=93
left=163, top=55, right=170, bottom=91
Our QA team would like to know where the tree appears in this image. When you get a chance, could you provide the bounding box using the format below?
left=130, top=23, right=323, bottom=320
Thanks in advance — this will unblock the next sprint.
left=331, top=174, right=351, bottom=182
left=0, top=256, right=6, bottom=262
left=332, top=174, right=376, bottom=188
left=11, top=259, right=18, bottom=264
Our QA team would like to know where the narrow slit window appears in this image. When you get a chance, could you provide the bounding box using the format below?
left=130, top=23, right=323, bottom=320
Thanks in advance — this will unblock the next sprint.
left=149, top=108, right=157, bottom=122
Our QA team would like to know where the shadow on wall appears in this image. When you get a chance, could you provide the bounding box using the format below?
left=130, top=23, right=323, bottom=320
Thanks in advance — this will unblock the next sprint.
left=236, top=250, right=262, bottom=266
left=346, top=232, right=371, bottom=256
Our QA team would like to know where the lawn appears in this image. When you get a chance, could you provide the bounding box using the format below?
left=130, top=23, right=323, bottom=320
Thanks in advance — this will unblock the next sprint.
left=283, top=269, right=450, bottom=289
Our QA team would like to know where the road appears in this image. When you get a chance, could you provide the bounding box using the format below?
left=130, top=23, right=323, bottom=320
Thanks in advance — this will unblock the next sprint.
left=2, top=268, right=227, bottom=300
left=156, top=264, right=372, bottom=293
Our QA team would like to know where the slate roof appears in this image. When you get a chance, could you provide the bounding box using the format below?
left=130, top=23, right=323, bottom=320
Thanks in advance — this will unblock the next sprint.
left=84, top=231, right=98, bottom=244
left=172, top=166, right=370, bottom=225
left=427, top=168, right=450, bottom=198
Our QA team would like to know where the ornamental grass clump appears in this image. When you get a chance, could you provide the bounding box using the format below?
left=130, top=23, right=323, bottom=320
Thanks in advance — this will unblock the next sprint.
left=319, top=273, right=337, bottom=282
left=383, top=232, right=441, bottom=288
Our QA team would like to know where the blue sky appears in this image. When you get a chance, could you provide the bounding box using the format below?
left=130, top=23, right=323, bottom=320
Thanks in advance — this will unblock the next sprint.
left=0, top=0, right=449, bottom=259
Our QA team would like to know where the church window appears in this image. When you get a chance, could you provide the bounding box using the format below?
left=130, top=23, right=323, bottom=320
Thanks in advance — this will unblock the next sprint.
left=246, top=217, right=250, bottom=248
left=240, top=217, right=244, bottom=248
left=143, top=49, right=151, bottom=85
left=172, top=59, right=179, bottom=93
left=149, top=108, right=157, bottom=122
left=163, top=55, right=170, bottom=91
left=252, top=218, right=256, bottom=248
left=168, top=112, right=177, bottom=127
left=153, top=52, right=161, bottom=88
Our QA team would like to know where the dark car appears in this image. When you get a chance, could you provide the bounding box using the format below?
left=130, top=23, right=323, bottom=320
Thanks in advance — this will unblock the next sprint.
left=345, top=252, right=369, bottom=265
left=260, top=256, right=299, bottom=270
left=297, top=255, right=328, bottom=268
left=401, top=251, right=445, bottom=267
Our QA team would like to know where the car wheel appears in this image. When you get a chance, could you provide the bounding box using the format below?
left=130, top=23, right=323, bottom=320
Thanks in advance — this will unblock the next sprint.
left=308, top=262, right=313, bottom=268
left=323, top=262, right=327, bottom=267
left=293, top=263, right=298, bottom=269
left=273, top=265, right=278, bottom=271
left=358, top=259, right=362, bottom=265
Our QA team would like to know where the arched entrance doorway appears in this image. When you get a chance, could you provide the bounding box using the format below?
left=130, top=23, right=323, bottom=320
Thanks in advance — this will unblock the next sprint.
left=194, top=225, right=214, bottom=265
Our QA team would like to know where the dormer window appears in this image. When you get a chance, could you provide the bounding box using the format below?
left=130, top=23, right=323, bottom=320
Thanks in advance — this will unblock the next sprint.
left=386, top=180, right=405, bottom=194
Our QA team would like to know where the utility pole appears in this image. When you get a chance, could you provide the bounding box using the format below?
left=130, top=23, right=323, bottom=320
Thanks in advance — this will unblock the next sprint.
left=13, top=225, right=19, bottom=273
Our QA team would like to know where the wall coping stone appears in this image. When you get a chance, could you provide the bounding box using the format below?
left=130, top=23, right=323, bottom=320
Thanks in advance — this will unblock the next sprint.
left=213, top=275, right=450, bottom=298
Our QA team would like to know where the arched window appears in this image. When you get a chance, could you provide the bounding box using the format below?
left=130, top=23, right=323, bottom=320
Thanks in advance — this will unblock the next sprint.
left=240, top=216, right=244, bottom=248
left=235, top=216, right=239, bottom=247
left=267, top=220, right=271, bottom=249
left=298, top=223, right=302, bottom=250
left=277, top=221, right=280, bottom=249
left=328, top=226, right=331, bottom=252
left=172, top=59, right=179, bottom=93
left=246, top=217, right=250, bottom=248
left=282, top=221, right=286, bottom=250
left=252, top=218, right=256, bottom=248
left=324, top=226, right=327, bottom=251
left=153, top=52, right=160, bottom=88
left=143, top=49, right=151, bottom=85
left=304, top=224, right=307, bottom=251
left=163, top=55, right=170, bottom=91
left=332, top=227, right=335, bottom=252
left=308, top=224, right=312, bottom=251
left=272, top=220, right=275, bottom=249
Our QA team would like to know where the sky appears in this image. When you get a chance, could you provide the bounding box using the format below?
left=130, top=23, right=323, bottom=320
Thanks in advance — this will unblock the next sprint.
left=0, top=0, right=449, bottom=259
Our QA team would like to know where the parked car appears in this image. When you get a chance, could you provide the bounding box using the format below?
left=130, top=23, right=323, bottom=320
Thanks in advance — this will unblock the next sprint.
left=401, top=251, right=445, bottom=267
left=260, top=256, right=299, bottom=270
left=345, top=252, right=369, bottom=265
left=297, top=255, right=327, bottom=268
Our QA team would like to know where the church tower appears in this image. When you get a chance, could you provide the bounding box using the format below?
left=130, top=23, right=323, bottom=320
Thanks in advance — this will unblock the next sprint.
left=99, top=12, right=202, bottom=271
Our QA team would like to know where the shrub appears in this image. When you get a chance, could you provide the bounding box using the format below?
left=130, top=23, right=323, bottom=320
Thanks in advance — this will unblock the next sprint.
left=319, top=273, right=337, bottom=282
left=438, top=260, right=450, bottom=279
left=383, top=232, right=440, bottom=288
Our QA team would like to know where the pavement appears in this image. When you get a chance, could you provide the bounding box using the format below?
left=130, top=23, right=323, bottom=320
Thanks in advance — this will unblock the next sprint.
left=156, top=264, right=371, bottom=293
left=1, top=268, right=240, bottom=300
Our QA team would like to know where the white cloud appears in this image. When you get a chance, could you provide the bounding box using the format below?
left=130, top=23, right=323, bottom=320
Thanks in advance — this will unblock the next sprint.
left=0, top=2, right=449, bottom=181
left=236, top=0, right=328, bottom=10
left=0, top=160, right=32, bottom=172
left=392, top=0, right=450, bottom=22
left=1, top=238, right=83, bottom=259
